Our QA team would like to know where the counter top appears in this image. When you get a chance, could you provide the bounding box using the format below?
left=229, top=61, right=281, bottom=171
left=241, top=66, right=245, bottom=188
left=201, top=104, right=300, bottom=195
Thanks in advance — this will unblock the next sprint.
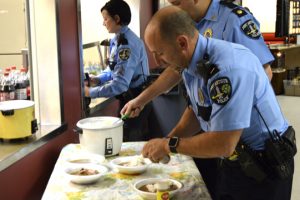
left=0, top=97, right=113, bottom=172
left=0, top=124, right=67, bottom=172
left=86, top=97, right=116, bottom=116
left=268, top=44, right=300, bottom=50
left=42, top=143, right=211, bottom=200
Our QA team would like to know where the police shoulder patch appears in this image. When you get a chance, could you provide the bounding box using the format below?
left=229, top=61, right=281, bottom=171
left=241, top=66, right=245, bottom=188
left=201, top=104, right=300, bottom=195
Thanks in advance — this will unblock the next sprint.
left=118, top=48, right=131, bottom=61
left=209, top=77, right=232, bottom=105
left=241, top=19, right=261, bottom=39
left=232, top=8, right=247, bottom=18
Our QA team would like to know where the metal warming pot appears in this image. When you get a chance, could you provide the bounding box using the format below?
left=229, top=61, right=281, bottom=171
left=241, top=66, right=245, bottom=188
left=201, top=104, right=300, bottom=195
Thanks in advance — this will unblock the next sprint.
left=0, top=100, right=38, bottom=139
left=75, top=116, right=123, bottom=157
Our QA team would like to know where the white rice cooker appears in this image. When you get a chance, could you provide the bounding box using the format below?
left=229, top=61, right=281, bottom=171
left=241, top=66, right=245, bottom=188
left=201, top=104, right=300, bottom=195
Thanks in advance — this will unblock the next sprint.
left=75, top=116, right=123, bottom=157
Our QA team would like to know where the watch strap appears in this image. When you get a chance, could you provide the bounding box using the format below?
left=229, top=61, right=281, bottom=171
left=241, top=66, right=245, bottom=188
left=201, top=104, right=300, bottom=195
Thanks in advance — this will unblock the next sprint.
left=168, top=137, right=179, bottom=153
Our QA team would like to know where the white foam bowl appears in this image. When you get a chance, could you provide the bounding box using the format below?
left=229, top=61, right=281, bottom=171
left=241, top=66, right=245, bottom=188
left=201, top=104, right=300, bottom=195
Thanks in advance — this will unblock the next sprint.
left=110, top=156, right=151, bottom=175
left=133, top=178, right=183, bottom=200
left=65, top=164, right=108, bottom=184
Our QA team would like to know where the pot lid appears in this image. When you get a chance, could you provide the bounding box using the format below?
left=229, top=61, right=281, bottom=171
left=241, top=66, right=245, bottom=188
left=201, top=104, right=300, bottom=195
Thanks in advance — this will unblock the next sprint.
left=0, top=100, right=34, bottom=111
left=77, top=116, right=123, bottom=130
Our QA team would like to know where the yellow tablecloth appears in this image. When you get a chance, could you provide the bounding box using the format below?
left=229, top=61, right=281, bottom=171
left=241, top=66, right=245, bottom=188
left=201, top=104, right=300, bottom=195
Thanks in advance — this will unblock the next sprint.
left=42, top=142, right=211, bottom=200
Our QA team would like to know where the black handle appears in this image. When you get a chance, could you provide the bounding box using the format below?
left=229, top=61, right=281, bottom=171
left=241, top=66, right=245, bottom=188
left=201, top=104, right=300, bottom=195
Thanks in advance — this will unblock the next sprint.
left=1, top=110, right=14, bottom=116
left=84, top=73, right=90, bottom=87
left=73, top=126, right=83, bottom=134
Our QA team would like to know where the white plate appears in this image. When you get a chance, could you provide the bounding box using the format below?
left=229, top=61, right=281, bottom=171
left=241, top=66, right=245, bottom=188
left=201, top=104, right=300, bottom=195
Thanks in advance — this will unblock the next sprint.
left=66, top=152, right=105, bottom=165
left=110, top=156, right=151, bottom=175
left=133, top=178, right=183, bottom=200
left=65, top=164, right=108, bottom=184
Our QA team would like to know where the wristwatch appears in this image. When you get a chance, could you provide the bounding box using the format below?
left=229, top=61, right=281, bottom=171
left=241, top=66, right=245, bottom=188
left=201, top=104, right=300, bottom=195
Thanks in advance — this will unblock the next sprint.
left=168, top=137, right=180, bottom=153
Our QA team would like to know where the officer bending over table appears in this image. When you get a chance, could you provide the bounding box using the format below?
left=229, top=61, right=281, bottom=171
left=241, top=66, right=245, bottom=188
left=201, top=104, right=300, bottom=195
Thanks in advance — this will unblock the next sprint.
left=141, top=6, right=296, bottom=200
left=121, top=1, right=274, bottom=198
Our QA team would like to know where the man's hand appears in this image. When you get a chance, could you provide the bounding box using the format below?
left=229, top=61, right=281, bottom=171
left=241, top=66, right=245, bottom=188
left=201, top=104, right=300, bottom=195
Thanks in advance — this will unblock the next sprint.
left=90, top=75, right=100, bottom=86
left=142, top=138, right=169, bottom=163
left=120, top=98, right=145, bottom=118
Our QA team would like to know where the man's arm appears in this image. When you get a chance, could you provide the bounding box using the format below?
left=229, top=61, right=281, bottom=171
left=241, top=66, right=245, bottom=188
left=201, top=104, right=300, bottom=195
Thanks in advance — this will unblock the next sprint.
left=174, top=130, right=242, bottom=158
left=142, top=129, right=242, bottom=162
left=264, top=63, right=273, bottom=80
left=121, top=67, right=182, bottom=117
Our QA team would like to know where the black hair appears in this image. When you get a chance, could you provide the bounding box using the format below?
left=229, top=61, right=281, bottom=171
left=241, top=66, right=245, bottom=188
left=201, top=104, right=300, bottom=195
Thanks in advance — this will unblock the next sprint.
left=101, top=0, right=131, bottom=25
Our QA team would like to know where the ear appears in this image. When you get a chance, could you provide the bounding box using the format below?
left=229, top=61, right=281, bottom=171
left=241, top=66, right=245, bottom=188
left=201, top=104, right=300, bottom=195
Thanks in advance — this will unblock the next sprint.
left=114, top=15, right=121, bottom=24
left=176, top=35, right=189, bottom=53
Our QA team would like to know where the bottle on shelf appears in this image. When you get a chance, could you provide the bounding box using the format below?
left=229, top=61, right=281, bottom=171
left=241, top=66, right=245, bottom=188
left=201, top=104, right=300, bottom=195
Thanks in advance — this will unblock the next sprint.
left=0, top=72, right=15, bottom=101
left=15, top=68, right=28, bottom=100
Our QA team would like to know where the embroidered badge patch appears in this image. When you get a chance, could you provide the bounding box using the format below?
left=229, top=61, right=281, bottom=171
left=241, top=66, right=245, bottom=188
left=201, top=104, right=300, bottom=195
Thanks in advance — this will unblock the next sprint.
left=118, top=48, right=131, bottom=61
left=204, top=28, right=213, bottom=38
left=209, top=77, right=232, bottom=105
left=241, top=19, right=261, bottom=39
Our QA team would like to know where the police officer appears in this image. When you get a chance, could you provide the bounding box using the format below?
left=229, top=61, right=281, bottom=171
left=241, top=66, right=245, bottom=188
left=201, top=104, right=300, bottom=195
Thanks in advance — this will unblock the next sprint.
left=142, top=6, right=294, bottom=200
left=85, top=0, right=152, bottom=142
left=121, top=0, right=275, bottom=198
left=121, top=0, right=275, bottom=117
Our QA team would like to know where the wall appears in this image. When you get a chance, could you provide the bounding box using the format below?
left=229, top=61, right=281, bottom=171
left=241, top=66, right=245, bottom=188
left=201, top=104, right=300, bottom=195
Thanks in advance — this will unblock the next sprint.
left=81, top=0, right=140, bottom=44
left=0, top=0, right=27, bottom=68
left=243, top=0, right=276, bottom=33
left=80, top=0, right=140, bottom=67
left=0, top=0, right=81, bottom=199
left=29, top=0, right=61, bottom=125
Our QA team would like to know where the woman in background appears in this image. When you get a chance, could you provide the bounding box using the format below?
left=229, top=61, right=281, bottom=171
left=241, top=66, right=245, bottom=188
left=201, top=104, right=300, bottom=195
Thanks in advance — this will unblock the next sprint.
left=85, top=0, right=152, bottom=142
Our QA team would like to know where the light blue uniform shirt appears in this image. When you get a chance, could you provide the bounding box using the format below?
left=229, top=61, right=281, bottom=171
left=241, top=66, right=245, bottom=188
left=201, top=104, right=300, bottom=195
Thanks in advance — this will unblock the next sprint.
left=183, top=0, right=275, bottom=138
left=196, top=0, right=274, bottom=65
left=183, top=34, right=288, bottom=150
left=89, top=26, right=149, bottom=98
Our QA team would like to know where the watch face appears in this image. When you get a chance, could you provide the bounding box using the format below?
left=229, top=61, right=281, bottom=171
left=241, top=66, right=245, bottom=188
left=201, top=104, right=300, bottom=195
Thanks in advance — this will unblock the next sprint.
left=169, top=137, right=178, bottom=147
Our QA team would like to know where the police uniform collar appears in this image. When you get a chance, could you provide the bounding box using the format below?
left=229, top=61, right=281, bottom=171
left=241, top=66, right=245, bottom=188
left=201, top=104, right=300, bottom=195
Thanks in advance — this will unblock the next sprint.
left=201, top=0, right=220, bottom=22
left=186, top=34, right=208, bottom=75
left=112, top=26, right=129, bottom=45
left=119, top=26, right=129, bottom=34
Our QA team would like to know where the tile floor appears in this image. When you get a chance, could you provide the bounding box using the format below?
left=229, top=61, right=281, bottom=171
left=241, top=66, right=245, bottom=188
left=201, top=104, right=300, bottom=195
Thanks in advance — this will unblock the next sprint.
left=277, top=95, right=300, bottom=200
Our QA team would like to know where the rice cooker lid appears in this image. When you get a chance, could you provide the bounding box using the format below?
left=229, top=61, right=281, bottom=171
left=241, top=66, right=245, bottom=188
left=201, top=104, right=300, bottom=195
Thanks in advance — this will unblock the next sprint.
left=0, top=100, right=34, bottom=111
left=77, top=116, right=123, bottom=130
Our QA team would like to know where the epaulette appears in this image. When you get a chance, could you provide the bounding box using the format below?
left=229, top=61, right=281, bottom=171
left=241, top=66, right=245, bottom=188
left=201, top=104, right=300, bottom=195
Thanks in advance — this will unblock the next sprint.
left=220, top=0, right=238, bottom=9
left=207, top=64, right=220, bottom=80
left=117, top=33, right=128, bottom=47
left=197, top=54, right=219, bottom=84
left=232, top=7, right=248, bottom=18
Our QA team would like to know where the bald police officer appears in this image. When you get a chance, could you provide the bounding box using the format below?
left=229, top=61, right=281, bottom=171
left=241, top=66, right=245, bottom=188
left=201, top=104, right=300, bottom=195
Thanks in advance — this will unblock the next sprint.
left=121, top=1, right=275, bottom=197
left=142, top=6, right=294, bottom=200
